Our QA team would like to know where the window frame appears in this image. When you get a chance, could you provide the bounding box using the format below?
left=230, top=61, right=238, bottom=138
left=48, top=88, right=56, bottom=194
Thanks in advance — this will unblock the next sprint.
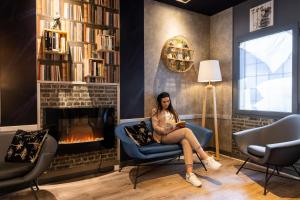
left=233, top=24, right=298, bottom=118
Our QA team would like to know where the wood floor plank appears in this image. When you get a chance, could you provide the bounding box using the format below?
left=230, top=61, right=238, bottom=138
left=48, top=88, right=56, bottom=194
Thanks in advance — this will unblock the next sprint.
left=1, top=155, right=300, bottom=200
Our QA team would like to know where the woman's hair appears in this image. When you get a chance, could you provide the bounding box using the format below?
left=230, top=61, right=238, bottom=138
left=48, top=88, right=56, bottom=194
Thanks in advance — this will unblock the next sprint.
left=156, top=92, right=179, bottom=122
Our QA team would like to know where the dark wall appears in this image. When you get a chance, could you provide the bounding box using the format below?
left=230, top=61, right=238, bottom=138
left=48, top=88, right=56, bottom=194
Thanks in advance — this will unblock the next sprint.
left=120, top=0, right=144, bottom=119
left=0, top=0, right=37, bottom=126
left=233, top=0, right=300, bottom=115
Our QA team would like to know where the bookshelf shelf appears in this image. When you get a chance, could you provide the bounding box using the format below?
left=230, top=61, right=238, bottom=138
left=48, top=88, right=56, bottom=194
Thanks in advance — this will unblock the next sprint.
left=37, top=0, right=120, bottom=83
left=43, top=29, right=68, bottom=54
left=161, top=35, right=194, bottom=73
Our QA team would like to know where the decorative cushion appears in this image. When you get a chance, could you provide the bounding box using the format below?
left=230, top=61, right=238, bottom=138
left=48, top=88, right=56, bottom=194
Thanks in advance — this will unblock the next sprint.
left=124, top=121, right=155, bottom=146
left=5, top=129, right=48, bottom=163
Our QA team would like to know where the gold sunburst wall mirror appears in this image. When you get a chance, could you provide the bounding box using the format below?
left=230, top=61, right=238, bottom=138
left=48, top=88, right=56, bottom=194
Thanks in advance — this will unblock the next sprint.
left=161, top=35, right=194, bottom=73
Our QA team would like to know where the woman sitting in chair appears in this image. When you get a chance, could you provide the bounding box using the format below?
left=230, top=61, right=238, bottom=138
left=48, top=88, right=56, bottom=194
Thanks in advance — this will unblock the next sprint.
left=151, top=92, right=222, bottom=187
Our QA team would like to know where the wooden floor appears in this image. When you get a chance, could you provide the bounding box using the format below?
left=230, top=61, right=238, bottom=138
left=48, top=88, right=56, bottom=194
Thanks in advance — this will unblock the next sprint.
left=1, top=155, right=300, bottom=200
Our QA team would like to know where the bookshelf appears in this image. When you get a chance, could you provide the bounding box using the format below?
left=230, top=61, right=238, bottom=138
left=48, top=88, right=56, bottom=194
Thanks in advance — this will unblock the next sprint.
left=36, top=0, right=120, bottom=83
left=43, top=29, right=68, bottom=54
left=161, top=35, right=194, bottom=73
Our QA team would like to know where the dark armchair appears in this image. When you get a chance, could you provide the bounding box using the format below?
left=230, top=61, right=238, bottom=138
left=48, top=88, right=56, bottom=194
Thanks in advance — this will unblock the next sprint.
left=115, top=119, right=212, bottom=188
left=233, top=114, right=300, bottom=195
left=0, top=132, right=58, bottom=197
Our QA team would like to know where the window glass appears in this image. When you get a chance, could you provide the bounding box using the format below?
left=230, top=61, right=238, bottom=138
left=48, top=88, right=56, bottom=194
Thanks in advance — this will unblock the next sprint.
left=239, top=30, right=293, bottom=112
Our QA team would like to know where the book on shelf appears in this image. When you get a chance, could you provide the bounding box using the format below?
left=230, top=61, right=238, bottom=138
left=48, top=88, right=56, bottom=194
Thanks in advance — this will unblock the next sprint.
left=94, top=0, right=120, bottom=10
left=83, top=3, right=92, bottom=23
left=69, top=46, right=83, bottom=62
left=99, top=51, right=119, bottom=65
left=175, top=121, right=186, bottom=128
left=39, top=0, right=61, bottom=17
left=73, top=63, right=83, bottom=82
left=64, top=2, right=83, bottom=22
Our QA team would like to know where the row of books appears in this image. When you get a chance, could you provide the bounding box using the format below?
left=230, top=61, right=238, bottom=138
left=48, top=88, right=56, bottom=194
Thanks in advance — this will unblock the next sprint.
left=73, top=63, right=84, bottom=82
left=99, top=51, right=120, bottom=65
left=38, top=63, right=70, bottom=82
left=38, top=63, right=85, bottom=82
left=70, top=46, right=83, bottom=62
left=38, top=63, right=119, bottom=83
left=44, top=30, right=67, bottom=53
left=94, top=0, right=120, bottom=10
left=85, top=65, right=119, bottom=83
left=95, top=8, right=120, bottom=28
left=64, top=2, right=83, bottom=22
left=37, top=0, right=60, bottom=17
left=95, top=30, right=115, bottom=51
left=62, top=21, right=83, bottom=42
left=38, top=19, right=52, bottom=37
left=86, top=60, right=105, bottom=77
left=83, top=26, right=93, bottom=43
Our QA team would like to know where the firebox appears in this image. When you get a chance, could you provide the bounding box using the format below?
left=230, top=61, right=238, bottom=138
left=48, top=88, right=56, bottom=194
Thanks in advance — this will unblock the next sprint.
left=44, top=107, right=115, bottom=154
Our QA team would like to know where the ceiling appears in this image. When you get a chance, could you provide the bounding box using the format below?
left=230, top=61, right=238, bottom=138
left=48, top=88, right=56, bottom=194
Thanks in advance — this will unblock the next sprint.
left=155, top=0, right=247, bottom=16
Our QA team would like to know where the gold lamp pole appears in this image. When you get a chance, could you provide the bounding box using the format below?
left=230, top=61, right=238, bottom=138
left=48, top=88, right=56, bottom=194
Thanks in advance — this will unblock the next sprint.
left=198, top=60, right=222, bottom=160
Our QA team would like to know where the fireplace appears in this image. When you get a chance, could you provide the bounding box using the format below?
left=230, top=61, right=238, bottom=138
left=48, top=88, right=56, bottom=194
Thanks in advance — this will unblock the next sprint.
left=44, top=107, right=115, bottom=154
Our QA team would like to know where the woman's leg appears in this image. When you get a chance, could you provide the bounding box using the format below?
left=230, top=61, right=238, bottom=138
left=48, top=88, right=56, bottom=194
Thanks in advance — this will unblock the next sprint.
left=162, top=128, right=209, bottom=160
left=180, top=139, right=193, bottom=174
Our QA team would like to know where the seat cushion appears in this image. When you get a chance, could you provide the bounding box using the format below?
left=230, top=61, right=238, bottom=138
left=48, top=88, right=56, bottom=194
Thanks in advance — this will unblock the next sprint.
left=139, top=143, right=181, bottom=154
left=0, top=162, right=34, bottom=181
left=247, top=145, right=266, bottom=157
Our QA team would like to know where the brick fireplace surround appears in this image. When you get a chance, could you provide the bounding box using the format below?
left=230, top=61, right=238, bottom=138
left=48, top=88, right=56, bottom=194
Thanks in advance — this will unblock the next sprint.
left=37, top=81, right=119, bottom=179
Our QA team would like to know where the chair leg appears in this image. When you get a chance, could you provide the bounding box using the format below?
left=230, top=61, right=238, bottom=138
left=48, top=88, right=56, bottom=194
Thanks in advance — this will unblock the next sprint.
left=196, top=153, right=207, bottom=171
left=30, top=179, right=39, bottom=200
left=33, top=179, right=40, bottom=191
left=133, top=165, right=140, bottom=189
left=264, top=165, right=269, bottom=195
left=264, top=165, right=275, bottom=195
left=236, top=158, right=249, bottom=175
left=275, top=166, right=280, bottom=175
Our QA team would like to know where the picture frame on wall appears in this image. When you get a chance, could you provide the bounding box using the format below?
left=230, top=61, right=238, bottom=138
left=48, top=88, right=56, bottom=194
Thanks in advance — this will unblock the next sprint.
left=250, top=0, right=274, bottom=32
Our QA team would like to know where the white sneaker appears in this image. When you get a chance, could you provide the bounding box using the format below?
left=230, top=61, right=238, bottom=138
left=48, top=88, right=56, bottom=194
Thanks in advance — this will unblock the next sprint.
left=203, top=157, right=222, bottom=170
left=186, top=173, right=202, bottom=187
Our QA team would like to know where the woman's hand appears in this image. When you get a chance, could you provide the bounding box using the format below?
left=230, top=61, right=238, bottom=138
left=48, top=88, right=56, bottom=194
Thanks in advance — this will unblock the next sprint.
left=165, top=122, right=177, bottom=134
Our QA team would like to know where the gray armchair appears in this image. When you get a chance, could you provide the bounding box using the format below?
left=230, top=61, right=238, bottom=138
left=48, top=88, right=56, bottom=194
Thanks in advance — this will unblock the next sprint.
left=0, top=131, right=58, bottom=197
left=233, top=114, right=300, bottom=195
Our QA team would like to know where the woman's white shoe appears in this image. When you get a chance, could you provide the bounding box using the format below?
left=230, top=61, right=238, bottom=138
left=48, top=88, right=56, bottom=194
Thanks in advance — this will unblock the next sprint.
left=203, top=157, right=222, bottom=170
left=186, top=173, right=202, bottom=187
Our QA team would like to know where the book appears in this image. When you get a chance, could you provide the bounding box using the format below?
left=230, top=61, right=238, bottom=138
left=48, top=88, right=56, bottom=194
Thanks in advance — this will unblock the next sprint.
left=175, top=121, right=186, bottom=128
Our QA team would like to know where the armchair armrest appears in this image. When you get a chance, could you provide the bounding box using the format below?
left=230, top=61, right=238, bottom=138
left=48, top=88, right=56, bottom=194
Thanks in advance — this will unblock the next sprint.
left=263, top=139, right=300, bottom=166
left=233, top=126, right=268, bottom=154
left=186, top=122, right=212, bottom=147
left=115, top=123, right=145, bottom=159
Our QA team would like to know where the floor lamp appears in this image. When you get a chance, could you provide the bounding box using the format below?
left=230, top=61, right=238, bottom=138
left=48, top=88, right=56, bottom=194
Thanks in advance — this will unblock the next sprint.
left=198, top=60, right=222, bottom=160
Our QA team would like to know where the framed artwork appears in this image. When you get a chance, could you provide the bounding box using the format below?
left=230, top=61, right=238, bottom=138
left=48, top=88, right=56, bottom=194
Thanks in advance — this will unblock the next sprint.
left=250, top=0, right=274, bottom=32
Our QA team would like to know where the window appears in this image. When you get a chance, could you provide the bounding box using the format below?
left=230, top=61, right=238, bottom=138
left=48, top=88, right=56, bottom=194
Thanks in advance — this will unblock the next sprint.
left=238, top=29, right=293, bottom=113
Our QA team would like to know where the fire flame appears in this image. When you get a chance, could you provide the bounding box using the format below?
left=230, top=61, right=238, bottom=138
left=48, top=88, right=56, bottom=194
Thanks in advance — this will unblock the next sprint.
left=59, top=136, right=104, bottom=144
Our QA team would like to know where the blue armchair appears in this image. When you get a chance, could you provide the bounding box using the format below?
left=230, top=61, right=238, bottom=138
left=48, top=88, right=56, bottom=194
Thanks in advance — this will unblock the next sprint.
left=115, top=119, right=212, bottom=188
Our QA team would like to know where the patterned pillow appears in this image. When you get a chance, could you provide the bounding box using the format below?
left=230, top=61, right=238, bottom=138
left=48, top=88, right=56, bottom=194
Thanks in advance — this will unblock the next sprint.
left=124, top=121, right=155, bottom=146
left=5, top=129, right=48, bottom=163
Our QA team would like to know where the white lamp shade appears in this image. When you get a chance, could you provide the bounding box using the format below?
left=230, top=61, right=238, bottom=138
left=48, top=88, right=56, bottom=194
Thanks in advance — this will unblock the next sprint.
left=197, top=60, right=222, bottom=82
